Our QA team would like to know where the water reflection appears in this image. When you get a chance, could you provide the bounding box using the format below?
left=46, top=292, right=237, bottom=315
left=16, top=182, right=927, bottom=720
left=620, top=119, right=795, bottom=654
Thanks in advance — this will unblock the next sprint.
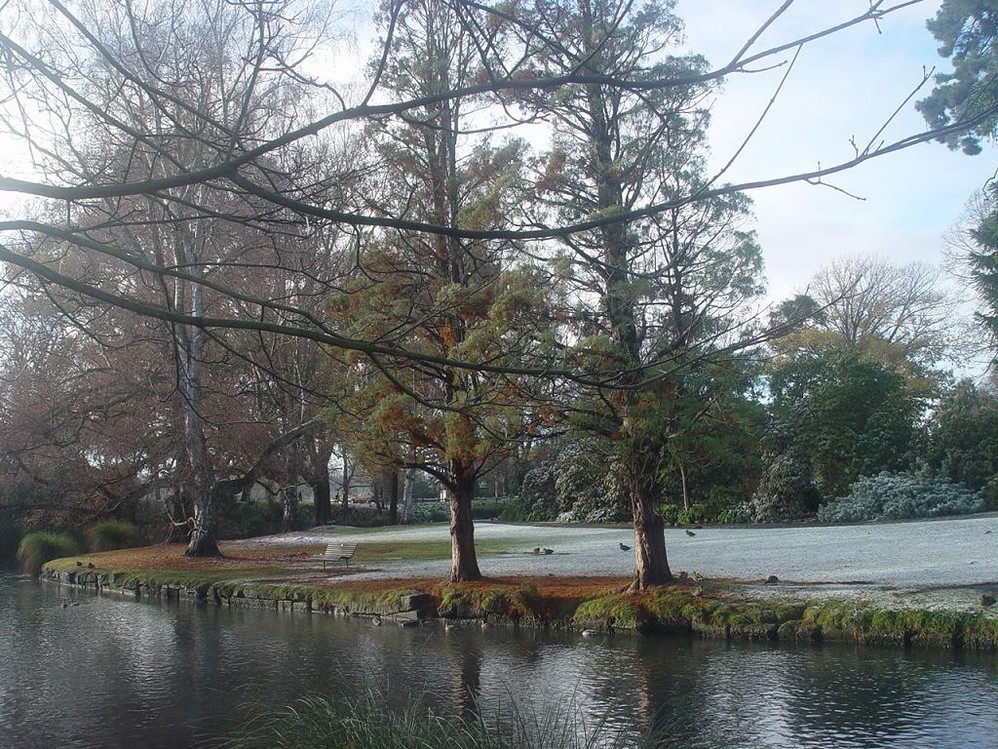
left=1, top=569, right=996, bottom=749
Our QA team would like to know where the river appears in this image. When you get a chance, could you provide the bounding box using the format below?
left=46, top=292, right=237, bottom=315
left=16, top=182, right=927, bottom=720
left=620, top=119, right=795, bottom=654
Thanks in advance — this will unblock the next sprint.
left=1, top=567, right=997, bottom=748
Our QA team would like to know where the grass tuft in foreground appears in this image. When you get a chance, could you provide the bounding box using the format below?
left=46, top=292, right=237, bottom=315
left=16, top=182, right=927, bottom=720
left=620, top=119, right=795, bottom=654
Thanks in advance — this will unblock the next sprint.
left=218, top=691, right=670, bottom=749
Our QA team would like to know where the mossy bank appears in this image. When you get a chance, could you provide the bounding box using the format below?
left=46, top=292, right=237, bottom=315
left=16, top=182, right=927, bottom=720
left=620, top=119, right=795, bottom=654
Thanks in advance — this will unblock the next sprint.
left=40, top=542, right=998, bottom=652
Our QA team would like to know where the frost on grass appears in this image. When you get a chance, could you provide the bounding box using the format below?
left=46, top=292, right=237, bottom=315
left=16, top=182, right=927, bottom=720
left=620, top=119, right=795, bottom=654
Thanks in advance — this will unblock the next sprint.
left=818, top=472, right=984, bottom=523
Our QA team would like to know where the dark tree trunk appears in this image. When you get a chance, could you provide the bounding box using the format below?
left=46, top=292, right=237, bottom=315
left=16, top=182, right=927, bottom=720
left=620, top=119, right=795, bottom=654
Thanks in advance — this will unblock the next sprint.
left=628, top=465, right=671, bottom=590
left=340, top=452, right=350, bottom=512
left=584, top=62, right=671, bottom=589
left=184, top=486, right=221, bottom=557
left=312, top=469, right=331, bottom=526
left=282, top=449, right=300, bottom=532
left=282, top=488, right=299, bottom=532
left=388, top=468, right=400, bottom=525
left=448, top=461, right=481, bottom=582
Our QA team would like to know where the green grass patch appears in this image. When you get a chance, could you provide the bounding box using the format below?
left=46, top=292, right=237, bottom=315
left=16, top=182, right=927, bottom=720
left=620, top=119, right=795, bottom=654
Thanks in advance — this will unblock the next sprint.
left=439, top=580, right=544, bottom=621
left=573, top=593, right=647, bottom=631
left=963, top=614, right=998, bottom=650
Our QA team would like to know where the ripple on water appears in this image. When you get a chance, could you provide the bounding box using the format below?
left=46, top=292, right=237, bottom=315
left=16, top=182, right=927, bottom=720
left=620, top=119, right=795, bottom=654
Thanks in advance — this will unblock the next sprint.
left=1, top=571, right=996, bottom=749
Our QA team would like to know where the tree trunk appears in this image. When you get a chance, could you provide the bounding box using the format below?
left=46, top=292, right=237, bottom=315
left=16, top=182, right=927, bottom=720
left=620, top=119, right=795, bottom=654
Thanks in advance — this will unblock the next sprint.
left=679, top=460, right=689, bottom=512
left=388, top=468, right=400, bottom=525
left=281, top=448, right=300, bottom=532
left=340, top=452, right=350, bottom=511
left=401, top=467, right=416, bottom=524
left=629, top=468, right=671, bottom=590
left=162, top=484, right=188, bottom=544
left=184, top=486, right=221, bottom=557
left=312, top=469, right=331, bottom=526
left=448, top=462, right=481, bottom=582
left=181, top=394, right=221, bottom=557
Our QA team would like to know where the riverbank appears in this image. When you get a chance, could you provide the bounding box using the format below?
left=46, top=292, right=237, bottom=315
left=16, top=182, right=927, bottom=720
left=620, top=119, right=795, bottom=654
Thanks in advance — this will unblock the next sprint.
left=39, top=518, right=998, bottom=651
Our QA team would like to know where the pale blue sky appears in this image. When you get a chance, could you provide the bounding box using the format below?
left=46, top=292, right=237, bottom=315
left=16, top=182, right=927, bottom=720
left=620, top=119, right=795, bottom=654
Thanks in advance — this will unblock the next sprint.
left=2, top=0, right=993, bottom=313
left=677, top=0, right=997, bottom=303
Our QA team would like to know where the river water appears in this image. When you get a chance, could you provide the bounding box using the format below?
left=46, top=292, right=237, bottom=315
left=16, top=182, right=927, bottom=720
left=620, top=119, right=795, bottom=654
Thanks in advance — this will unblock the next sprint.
left=1, top=568, right=997, bottom=749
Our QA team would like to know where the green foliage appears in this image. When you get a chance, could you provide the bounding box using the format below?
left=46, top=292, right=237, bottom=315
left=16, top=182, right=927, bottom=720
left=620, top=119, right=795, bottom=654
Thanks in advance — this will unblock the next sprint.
left=767, top=346, right=920, bottom=497
left=921, top=379, right=998, bottom=499
left=86, top=520, right=142, bottom=552
left=658, top=503, right=681, bottom=525
left=410, top=501, right=450, bottom=524
left=751, top=449, right=821, bottom=523
left=715, top=503, right=753, bottom=525
left=817, top=471, right=985, bottom=522
left=968, top=190, right=998, bottom=348
left=917, top=0, right=998, bottom=154
left=513, top=440, right=629, bottom=523
left=509, top=454, right=560, bottom=521
left=470, top=498, right=511, bottom=520
left=654, top=366, right=766, bottom=513
left=219, top=501, right=285, bottom=539
left=661, top=493, right=754, bottom=526
left=16, top=531, right=81, bottom=574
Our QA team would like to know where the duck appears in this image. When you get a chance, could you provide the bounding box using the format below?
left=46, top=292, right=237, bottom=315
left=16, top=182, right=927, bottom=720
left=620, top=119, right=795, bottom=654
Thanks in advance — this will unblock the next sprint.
left=618, top=542, right=631, bottom=551
left=581, top=629, right=597, bottom=638
left=684, top=530, right=696, bottom=537
left=542, top=548, right=554, bottom=555
left=533, top=547, right=541, bottom=554
left=372, top=615, right=383, bottom=626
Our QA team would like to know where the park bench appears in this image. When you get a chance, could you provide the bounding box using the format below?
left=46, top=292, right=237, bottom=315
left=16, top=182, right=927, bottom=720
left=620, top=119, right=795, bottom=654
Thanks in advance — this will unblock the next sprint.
left=316, top=541, right=359, bottom=569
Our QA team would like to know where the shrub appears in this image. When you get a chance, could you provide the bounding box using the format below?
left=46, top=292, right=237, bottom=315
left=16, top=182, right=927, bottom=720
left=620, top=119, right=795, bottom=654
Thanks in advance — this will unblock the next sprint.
left=751, top=450, right=821, bottom=523
left=818, top=471, right=985, bottom=522
left=220, top=500, right=285, bottom=538
left=659, top=503, right=682, bottom=525
left=515, top=455, right=561, bottom=521
left=86, top=519, right=143, bottom=552
left=471, top=497, right=511, bottom=520
left=409, top=501, right=450, bottom=523
left=716, top=503, right=753, bottom=525
left=16, top=532, right=81, bottom=574
left=515, top=441, right=629, bottom=523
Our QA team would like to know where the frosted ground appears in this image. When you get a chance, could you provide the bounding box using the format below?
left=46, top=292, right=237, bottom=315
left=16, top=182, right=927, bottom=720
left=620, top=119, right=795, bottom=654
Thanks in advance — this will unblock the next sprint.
left=265, top=513, right=998, bottom=610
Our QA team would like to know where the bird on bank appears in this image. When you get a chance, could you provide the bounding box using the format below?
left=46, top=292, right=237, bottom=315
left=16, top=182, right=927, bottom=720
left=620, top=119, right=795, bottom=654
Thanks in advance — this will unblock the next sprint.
left=685, top=530, right=696, bottom=537
left=619, top=542, right=631, bottom=551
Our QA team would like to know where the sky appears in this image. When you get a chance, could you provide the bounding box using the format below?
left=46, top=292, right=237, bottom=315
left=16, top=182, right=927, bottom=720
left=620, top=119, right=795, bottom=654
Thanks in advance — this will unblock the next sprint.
left=675, top=0, right=997, bottom=305
left=1, top=0, right=993, bottom=328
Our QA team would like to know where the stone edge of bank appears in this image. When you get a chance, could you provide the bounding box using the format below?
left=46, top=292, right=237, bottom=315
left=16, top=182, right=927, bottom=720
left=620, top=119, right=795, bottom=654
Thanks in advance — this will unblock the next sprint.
left=41, top=566, right=998, bottom=652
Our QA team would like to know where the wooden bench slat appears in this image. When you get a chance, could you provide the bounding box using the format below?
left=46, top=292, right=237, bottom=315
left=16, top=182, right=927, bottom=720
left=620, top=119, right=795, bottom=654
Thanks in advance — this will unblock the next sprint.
left=316, top=541, right=358, bottom=569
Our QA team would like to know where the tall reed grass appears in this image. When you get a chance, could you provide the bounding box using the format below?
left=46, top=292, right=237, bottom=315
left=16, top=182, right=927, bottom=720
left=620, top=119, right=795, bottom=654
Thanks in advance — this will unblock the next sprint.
left=220, top=690, right=669, bottom=749
left=16, top=532, right=80, bottom=574
left=86, top=519, right=142, bottom=551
